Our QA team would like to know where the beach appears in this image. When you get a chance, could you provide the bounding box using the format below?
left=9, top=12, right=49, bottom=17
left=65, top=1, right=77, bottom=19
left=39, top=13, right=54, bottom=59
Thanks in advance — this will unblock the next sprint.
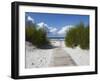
left=25, top=40, right=89, bottom=68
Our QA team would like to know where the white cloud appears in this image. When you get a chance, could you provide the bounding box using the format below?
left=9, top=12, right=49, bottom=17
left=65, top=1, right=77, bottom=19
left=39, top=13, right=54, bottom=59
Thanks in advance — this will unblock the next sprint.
left=27, top=16, right=35, bottom=24
left=57, top=25, right=74, bottom=35
left=48, top=27, right=53, bottom=30
left=37, top=22, right=48, bottom=28
left=37, top=22, right=57, bottom=34
left=49, top=28, right=57, bottom=33
left=37, top=22, right=50, bottom=33
left=37, top=22, right=49, bottom=32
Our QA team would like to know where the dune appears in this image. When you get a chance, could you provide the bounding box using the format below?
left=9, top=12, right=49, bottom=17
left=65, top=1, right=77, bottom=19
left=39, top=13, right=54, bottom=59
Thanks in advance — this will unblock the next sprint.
left=25, top=42, right=53, bottom=68
left=50, top=40, right=89, bottom=66
left=61, top=41, right=89, bottom=66
left=25, top=40, right=89, bottom=68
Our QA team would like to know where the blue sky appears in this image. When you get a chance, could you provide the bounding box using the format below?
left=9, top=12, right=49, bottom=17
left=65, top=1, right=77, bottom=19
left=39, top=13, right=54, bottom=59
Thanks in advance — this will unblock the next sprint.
left=25, top=12, right=89, bottom=37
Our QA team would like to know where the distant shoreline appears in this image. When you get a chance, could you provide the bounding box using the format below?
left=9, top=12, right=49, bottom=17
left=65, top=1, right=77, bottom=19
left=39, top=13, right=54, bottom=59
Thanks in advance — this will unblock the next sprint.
left=48, top=37, right=65, bottom=41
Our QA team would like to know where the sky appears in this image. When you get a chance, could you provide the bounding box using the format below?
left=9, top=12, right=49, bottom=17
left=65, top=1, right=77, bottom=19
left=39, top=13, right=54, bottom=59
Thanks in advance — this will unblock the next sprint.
left=25, top=12, right=89, bottom=37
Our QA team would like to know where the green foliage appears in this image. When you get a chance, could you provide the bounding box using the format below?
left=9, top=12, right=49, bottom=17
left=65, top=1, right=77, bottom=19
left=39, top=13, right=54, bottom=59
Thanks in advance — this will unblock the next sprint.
left=80, top=26, right=89, bottom=49
left=25, top=24, right=50, bottom=48
left=65, top=27, right=78, bottom=47
left=26, top=26, right=36, bottom=42
left=65, top=22, right=89, bottom=49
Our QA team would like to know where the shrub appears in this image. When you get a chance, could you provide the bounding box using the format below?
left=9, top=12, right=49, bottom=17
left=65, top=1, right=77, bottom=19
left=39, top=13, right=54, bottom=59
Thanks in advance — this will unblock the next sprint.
left=65, top=22, right=89, bottom=49
left=26, top=26, right=35, bottom=42
left=80, top=27, right=89, bottom=49
left=25, top=24, right=50, bottom=48
left=65, top=27, right=78, bottom=48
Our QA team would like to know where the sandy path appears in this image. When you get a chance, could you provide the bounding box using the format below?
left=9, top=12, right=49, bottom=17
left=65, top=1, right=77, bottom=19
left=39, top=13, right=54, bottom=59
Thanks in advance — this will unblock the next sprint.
left=50, top=47, right=76, bottom=67
left=25, top=42, right=77, bottom=68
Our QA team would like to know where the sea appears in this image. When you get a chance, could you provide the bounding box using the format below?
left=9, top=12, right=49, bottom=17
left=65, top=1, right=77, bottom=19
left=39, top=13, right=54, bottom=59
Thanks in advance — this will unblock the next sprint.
left=48, top=37, right=64, bottom=41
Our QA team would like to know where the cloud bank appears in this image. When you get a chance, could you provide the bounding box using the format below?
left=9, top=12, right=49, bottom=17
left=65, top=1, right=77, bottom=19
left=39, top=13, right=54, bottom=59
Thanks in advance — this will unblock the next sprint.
left=26, top=15, right=74, bottom=37
left=37, top=22, right=57, bottom=34
left=57, top=25, right=74, bottom=35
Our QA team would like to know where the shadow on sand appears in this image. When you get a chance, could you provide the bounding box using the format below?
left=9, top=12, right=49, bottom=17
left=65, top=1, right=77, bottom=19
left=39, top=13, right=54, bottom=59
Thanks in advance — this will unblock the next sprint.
left=37, top=44, right=58, bottom=49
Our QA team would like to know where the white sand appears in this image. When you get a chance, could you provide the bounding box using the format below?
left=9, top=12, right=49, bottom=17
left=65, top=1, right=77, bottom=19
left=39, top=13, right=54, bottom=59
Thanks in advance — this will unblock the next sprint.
left=25, top=42, right=53, bottom=68
left=25, top=40, right=89, bottom=68
left=61, top=41, right=89, bottom=65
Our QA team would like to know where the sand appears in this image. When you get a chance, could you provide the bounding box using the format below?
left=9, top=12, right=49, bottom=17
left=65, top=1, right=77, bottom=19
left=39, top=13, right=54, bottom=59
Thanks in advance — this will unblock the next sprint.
left=63, top=46, right=89, bottom=65
left=25, top=42, right=53, bottom=68
left=25, top=40, right=89, bottom=68
left=50, top=47, right=76, bottom=66
left=59, top=41, right=89, bottom=65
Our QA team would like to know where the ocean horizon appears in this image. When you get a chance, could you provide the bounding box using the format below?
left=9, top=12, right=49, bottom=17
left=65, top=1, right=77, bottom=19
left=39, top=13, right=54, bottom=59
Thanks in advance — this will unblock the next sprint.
left=48, top=37, right=64, bottom=41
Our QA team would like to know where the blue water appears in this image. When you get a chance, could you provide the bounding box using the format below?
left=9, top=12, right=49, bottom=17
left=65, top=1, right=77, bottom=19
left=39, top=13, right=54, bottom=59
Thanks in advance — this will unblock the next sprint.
left=48, top=37, right=64, bottom=41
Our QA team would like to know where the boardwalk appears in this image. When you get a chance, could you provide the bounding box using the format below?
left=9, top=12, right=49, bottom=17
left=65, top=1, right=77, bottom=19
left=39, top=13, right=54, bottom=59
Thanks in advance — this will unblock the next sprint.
left=25, top=41, right=77, bottom=68
left=50, top=48, right=76, bottom=67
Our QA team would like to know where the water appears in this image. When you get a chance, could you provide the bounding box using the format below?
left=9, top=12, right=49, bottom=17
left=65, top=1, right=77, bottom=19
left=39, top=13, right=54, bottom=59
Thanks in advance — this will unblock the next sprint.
left=48, top=37, right=64, bottom=41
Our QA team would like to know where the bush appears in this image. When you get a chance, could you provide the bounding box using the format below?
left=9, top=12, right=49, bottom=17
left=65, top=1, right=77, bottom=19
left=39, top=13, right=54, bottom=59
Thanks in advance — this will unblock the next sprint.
left=80, top=27, right=89, bottom=49
left=26, top=25, right=36, bottom=42
left=65, top=22, right=89, bottom=49
left=65, top=27, right=78, bottom=48
left=25, top=24, right=50, bottom=48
